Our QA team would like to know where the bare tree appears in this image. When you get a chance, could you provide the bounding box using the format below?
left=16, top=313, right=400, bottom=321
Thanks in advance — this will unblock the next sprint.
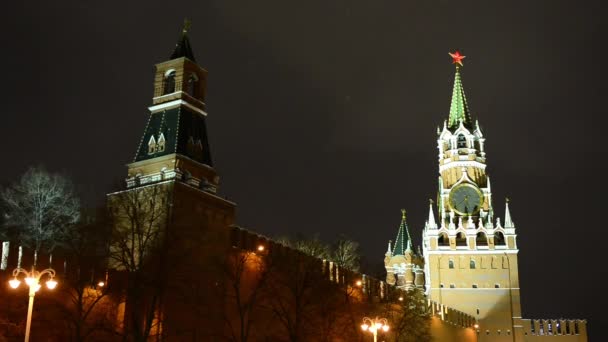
left=107, top=184, right=172, bottom=342
left=57, top=208, right=114, bottom=342
left=1, top=166, right=80, bottom=266
left=332, top=236, right=361, bottom=272
left=265, top=247, right=346, bottom=342
left=220, top=249, right=271, bottom=342
left=277, top=235, right=330, bottom=259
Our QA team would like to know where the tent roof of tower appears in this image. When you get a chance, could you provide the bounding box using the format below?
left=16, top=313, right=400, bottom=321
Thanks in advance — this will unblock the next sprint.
left=447, top=52, right=473, bottom=130
left=170, top=20, right=196, bottom=62
left=392, top=209, right=413, bottom=256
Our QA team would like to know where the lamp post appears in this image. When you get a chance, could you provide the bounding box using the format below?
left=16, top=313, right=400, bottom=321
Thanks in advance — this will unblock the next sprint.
left=9, top=267, right=57, bottom=342
left=361, top=316, right=389, bottom=342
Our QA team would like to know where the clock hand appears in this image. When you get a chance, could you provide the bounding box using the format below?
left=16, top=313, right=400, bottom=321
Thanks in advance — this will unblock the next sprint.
left=457, top=195, right=468, bottom=207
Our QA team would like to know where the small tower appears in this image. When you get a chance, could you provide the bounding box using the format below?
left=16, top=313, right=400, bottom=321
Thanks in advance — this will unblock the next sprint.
left=385, top=210, right=424, bottom=291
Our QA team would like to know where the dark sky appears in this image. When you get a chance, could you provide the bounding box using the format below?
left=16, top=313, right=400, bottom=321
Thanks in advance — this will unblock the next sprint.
left=2, top=0, right=605, bottom=338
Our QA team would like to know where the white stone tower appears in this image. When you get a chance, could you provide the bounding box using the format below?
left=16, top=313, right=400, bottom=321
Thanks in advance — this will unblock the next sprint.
left=422, top=51, right=522, bottom=341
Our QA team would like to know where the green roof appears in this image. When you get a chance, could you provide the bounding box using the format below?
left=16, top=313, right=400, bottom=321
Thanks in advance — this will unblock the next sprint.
left=134, top=107, right=213, bottom=166
left=392, top=209, right=413, bottom=256
left=448, top=66, right=473, bottom=130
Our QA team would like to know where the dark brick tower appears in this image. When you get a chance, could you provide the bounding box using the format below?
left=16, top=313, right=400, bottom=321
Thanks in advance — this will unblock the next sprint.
left=107, top=22, right=235, bottom=340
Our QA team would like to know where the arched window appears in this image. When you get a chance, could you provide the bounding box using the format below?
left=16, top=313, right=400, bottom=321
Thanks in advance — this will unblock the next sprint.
left=476, top=232, right=488, bottom=246
left=157, top=133, right=166, bottom=153
left=187, top=73, right=198, bottom=97
left=494, top=232, right=506, bottom=246
left=457, top=134, right=467, bottom=148
left=449, top=259, right=454, bottom=269
left=438, top=233, right=449, bottom=246
left=456, top=232, right=467, bottom=246
left=147, top=135, right=156, bottom=155
left=470, top=259, right=476, bottom=269
left=163, top=70, right=176, bottom=94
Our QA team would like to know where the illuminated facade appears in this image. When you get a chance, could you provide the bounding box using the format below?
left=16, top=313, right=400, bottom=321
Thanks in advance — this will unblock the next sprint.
left=105, top=23, right=586, bottom=340
left=385, top=53, right=587, bottom=341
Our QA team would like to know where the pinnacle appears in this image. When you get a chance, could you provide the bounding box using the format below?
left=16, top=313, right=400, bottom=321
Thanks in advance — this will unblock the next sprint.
left=504, top=198, right=515, bottom=228
left=448, top=65, right=473, bottom=130
left=428, top=199, right=437, bottom=229
left=170, top=19, right=197, bottom=62
left=392, top=209, right=413, bottom=256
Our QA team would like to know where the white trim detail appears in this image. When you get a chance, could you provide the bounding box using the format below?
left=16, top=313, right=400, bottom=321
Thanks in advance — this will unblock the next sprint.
left=426, top=250, right=519, bottom=255
left=149, top=100, right=207, bottom=116
left=431, top=287, right=520, bottom=290
left=439, top=160, right=487, bottom=173
left=153, top=91, right=205, bottom=105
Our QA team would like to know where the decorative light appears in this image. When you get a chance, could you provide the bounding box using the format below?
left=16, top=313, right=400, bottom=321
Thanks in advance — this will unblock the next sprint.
left=98, top=281, right=105, bottom=287
left=356, top=280, right=362, bottom=287
left=46, top=279, right=57, bottom=290
left=257, top=245, right=265, bottom=252
left=9, top=266, right=57, bottom=341
left=9, top=278, right=20, bottom=289
left=361, top=316, right=389, bottom=340
left=474, top=323, right=479, bottom=329
left=398, top=296, right=404, bottom=301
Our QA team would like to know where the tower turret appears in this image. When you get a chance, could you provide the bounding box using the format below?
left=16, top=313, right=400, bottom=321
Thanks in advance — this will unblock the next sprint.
left=127, top=21, right=218, bottom=193
left=385, top=210, right=423, bottom=290
left=436, top=52, right=490, bottom=228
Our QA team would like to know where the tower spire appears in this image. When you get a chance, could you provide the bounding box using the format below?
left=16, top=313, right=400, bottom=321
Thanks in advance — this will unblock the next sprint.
left=504, top=198, right=514, bottom=228
left=428, top=199, right=437, bottom=229
left=392, top=209, right=413, bottom=255
left=170, top=18, right=196, bottom=61
left=448, top=51, right=472, bottom=129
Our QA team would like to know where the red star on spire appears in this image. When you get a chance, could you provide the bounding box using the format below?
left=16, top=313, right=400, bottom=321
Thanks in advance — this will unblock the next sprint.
left=449, top=51, right=465, bottom=66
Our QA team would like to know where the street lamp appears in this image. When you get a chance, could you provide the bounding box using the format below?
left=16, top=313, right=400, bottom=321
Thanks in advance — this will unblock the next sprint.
left=361, top=316, right=389, bottom=342
left=9, top=267, right=57, bottom=342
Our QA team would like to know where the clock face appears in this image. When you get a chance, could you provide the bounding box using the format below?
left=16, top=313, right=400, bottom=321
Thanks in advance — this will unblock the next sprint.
left=449, top=184, right=483, bottom=215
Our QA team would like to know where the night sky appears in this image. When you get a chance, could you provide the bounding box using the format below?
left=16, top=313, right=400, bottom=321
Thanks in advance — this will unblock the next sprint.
left=2, top=0, right=605, bottom=338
